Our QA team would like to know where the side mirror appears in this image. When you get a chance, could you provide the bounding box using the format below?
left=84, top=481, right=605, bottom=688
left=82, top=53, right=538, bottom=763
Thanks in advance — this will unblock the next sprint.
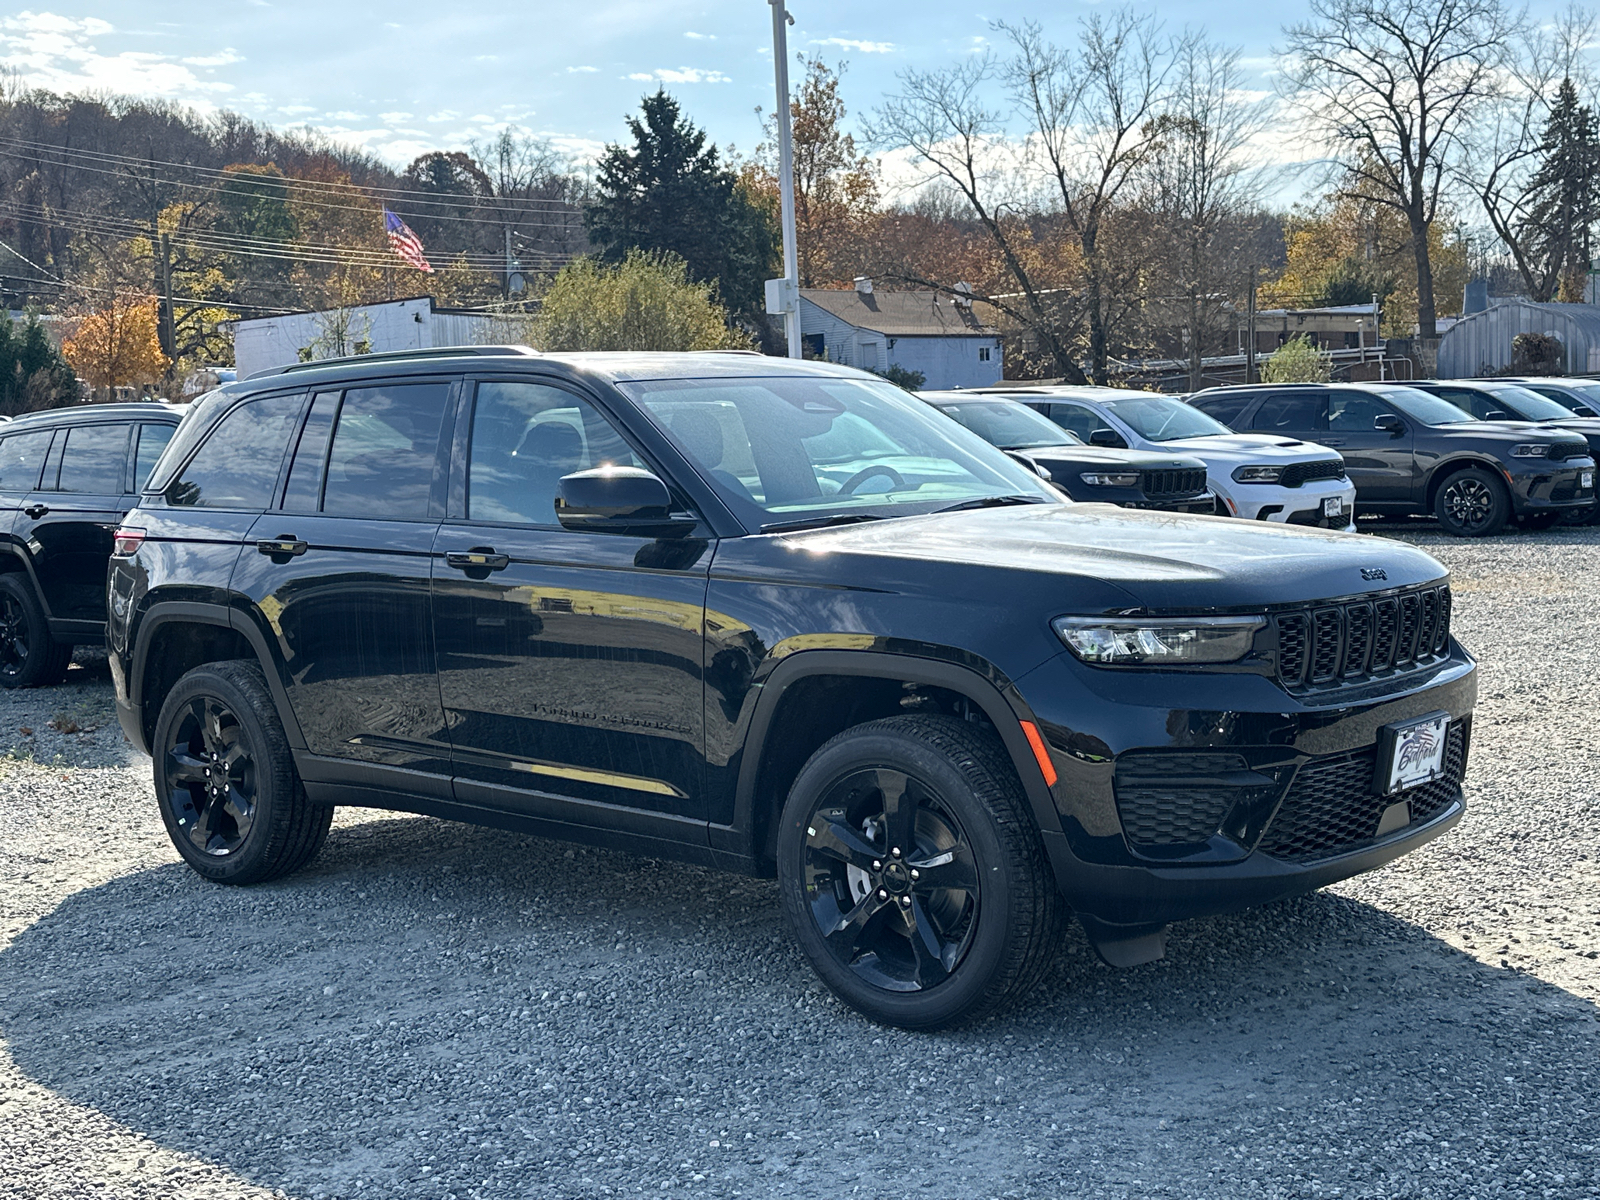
left=1483, top=409, right=1510, bottom=421
left=1004, top=449, right=1053, bottom=480
left=1374, top=414, right=1405, bottom=437
left=555, top=467, right=697, bottom=537
left=1088, top=428, right=1126, bottom=448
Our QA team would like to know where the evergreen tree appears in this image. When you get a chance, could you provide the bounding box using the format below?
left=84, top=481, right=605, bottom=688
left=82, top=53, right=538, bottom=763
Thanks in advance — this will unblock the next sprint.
left=585, top=91, right=778, bottom=322
left=1520, top=79, right=1600, bottom=302
left=0, top=311, right=78, bottom=415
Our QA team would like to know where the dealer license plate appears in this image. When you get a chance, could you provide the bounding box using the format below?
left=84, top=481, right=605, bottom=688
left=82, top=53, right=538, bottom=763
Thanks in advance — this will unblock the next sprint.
left=1583, top=470, right=1594, bottom=489
left=1323, top=496, right=1344, bottom=518
left=1378, top=712, right=1450, bottom=795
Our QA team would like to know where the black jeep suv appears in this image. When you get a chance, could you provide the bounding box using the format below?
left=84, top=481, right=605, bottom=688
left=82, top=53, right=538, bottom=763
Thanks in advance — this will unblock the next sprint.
left=109, top=348, right=1476, bottom=1028
left=0, top=402, right=179, bottom=686
left=1191, top=382, right=1595, bottom=536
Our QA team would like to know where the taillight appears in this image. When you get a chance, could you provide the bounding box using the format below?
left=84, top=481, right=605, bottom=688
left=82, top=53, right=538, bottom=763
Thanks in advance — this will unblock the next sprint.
left=112, top=527, right=146, bottom=557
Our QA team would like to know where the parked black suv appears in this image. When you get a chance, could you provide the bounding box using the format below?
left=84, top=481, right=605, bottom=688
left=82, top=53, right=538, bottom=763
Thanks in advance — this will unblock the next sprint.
left=1487, top=377, right=1600, bottom=418
left=0, top=402, right=179, bottom=686
left=110, top=348, right=1476, bottom=1028
left=1191, top=382, right=1595, bottom=536
left=919, top=392, right=1215, bottom=512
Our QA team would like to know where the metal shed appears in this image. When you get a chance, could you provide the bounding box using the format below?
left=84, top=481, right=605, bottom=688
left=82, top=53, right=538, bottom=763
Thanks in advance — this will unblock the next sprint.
left=1437, top=299, right=1600, bottom=378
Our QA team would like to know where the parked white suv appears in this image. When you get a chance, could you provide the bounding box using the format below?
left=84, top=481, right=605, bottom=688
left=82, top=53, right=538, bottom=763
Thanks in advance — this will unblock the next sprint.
left=979, top=386, right=1358, bottom=531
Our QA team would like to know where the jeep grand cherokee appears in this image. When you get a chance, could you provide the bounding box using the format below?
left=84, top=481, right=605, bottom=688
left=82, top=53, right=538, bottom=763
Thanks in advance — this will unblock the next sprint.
left=108, top=347, right=1476, bottom=1029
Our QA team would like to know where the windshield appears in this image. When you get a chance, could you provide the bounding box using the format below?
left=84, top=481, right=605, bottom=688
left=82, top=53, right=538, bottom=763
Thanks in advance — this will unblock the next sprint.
left=621, top=376, right=1057, bottom=527
left=1484, top=385, right=1580, bottom=422
left=1562, top=382, right=1600, bottom=409
left=932, top=399, right=1080, bottom=450
left=1099, top=396, right=1233, bottom=442
left=1377, top=387, right=1475, bottom=425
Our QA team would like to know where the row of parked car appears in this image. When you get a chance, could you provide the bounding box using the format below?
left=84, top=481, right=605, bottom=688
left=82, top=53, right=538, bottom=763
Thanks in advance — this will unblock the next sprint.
left=915, top=378, right=1600, bottom=538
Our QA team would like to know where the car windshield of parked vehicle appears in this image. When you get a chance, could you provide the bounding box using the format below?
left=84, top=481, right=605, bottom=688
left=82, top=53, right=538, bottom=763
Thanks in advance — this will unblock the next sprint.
left=1377, top=388, right=1476, bottom=425
left=1098, top=396, right=1233, bottom=442
left=932, top=399, right=1081, bottom=450
left=621, top=376, right=1057, bottom=526
left=1559, top=382, right=1600, bottom=410
left=1483, top=386, right=1581, bottom=422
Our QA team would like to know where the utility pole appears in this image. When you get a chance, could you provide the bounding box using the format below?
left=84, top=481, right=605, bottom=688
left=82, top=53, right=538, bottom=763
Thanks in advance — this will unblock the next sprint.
left=158, top=232, right=176, bottom=362
left=764, top=0, right=802, bottom=358
left=1245, top=264, right=1258, bottom=384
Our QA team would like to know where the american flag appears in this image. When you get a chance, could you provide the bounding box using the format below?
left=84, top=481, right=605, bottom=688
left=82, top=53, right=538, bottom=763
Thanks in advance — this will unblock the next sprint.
left=383, top=207, right=433, bottom=273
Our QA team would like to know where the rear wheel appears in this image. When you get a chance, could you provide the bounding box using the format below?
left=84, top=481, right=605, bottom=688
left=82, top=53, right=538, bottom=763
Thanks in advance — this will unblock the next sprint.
left=153, top=661, right=331, bottom=884
left=0, top=575, right=71, bottom=688
left=777, top=715, right=1063, bottom=1030
left=1434, top=468, right=1509, bottom=537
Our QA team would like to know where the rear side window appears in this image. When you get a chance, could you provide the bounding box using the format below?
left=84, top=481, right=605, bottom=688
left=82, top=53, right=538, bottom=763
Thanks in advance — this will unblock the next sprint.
left=134, top=424, right=176, bottom=490
left=54, top=424, right=131, bottom=493
left=167, top=394, right=304, bottom=509
left=0, top=430, right=53, bottom=491
left=1251, top=391, right=1328, bottom=432
left=321, top=383, right=451, bottom=519
left=1192, top=392, right=1251, bottom=429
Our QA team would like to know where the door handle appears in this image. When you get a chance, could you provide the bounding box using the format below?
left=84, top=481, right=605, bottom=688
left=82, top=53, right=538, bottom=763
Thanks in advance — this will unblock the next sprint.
left=23, top=504, right=48, bottom=519
left=256, top=536, right=308, bottom=558
left=446, top=548, right=510, bottom=572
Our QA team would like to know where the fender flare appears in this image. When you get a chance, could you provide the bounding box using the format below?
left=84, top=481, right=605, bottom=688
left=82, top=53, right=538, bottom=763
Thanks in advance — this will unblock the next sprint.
left=128, top=598, right=307, bottom=751
left=1423, top=455, right=1508, bottom=507
left=721, top=649, right=1064, bottom=865
left=0, top=540, right=54, bottom=619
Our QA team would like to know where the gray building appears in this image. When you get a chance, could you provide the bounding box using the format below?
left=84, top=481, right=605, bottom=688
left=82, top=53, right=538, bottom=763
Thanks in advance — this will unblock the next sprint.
left=1437, top=299, right=1600, bottom=378
left=799, top=281, right=1004, bottom=389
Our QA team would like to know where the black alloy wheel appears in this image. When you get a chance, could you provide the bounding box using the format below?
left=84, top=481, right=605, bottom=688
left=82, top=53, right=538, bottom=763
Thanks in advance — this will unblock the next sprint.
left=1435, top=468, right=1509, bottom=537
left=0, top=575, right=71, bottom=689
left=801, top=767, right=979, bottom=992
left=153, top=661, right=332, bottom=884
left=778, top=715, right=1063, bottom=1029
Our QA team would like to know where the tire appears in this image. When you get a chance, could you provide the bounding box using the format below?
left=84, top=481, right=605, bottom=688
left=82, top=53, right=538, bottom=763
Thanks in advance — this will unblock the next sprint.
left=776, top=715, right=1064, bottom=1030
left=152, top=660, right=332, bottom=885
left=0, top=575, right=72, bottom=689
left=1434, top=467, right=1510, bottom=537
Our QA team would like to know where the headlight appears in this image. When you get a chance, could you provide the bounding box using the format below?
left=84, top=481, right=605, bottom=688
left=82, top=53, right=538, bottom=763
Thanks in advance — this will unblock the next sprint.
left=1079, top=472, right=1141, bottom=487
left=1510, top=444, right=1551, bottom=458
left=1052, top=615, right=1265, bottom=665
left=1231, top=465, right=1283, bottom=483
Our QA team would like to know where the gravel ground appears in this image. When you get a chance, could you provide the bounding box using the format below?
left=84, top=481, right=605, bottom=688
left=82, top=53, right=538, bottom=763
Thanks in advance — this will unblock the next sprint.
left=1, top=523, right=1597, bottom=1200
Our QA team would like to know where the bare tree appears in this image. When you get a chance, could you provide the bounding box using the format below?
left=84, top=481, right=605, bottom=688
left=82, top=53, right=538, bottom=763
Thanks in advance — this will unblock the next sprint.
left=1001, top=13, right=1171, bottom=384
left=1281, top=0, right=1523, bottom=340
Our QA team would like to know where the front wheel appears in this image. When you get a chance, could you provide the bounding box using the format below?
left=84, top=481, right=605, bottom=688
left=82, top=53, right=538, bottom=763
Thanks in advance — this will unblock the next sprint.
left=777, top=715, right=1063, bottom=1030
left=1434, top=468, right=1510, bottom=537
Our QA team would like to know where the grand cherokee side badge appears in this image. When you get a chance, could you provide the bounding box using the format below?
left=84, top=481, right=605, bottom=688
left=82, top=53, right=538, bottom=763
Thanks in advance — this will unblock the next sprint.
left=1361, top=567, right=1388, bottom=581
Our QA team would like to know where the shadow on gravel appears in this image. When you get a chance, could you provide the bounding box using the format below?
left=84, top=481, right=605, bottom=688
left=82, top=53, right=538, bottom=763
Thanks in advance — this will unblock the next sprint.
left=3, top=814, right=1598, bottom=1200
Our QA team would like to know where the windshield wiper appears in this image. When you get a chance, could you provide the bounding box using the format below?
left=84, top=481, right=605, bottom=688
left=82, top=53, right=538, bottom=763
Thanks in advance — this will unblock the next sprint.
left=759, top=513, right=889, bottom=534
left=932, top=494, right=1050, bottom=514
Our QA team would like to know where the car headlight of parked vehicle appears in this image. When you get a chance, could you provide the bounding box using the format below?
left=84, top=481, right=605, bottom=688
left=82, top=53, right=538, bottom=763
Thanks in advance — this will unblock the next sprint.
left=1231, top=465, right=1284, bottom=483
left=1079, top=472, right=1142, bottom=487
left=1051, top=615, right=1266, bottom=665
left=1509, top=444, right=1552, bottom=458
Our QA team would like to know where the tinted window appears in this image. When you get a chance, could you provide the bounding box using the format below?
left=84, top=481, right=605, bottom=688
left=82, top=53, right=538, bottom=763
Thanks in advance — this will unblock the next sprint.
left=1432, top=387, right=1498, bottom=419
left=1328, top=391, right=1391, bottom=432
left=55, top=424, right=130, bottom=493
left=1048, top=403, right=1116, bottom=442
left=468, top=381, right=643, bottom=525
left=167, top=394, right=304, bottom=509
left=134, top=424, right=176, bottom=490
left=1191, top=392, right=1252, bottom=428
left=933, top=400, right=1076, bottom=450
left=282, top=392, right=339, bottom=512
left=322, top=383, right=450, bottom=519
left=1251, top=391, right=1328, bottom=432
left=0, top=430, right=54, bottom=491
left=1483, top=386, right=1575, bottom=421
left=1377, top=387, right=1474, bottom=424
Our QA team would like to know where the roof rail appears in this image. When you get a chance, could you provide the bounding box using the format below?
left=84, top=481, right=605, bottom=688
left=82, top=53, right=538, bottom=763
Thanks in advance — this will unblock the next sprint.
left=246, top=344, right=540, bottom=380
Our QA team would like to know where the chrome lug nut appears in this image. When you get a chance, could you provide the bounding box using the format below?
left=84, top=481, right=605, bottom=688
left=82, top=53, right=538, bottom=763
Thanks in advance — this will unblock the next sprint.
left=877, top=889, right=888, bottom=900
left=898, top=896, right=911, bottom=907
left=872, top=860, right=882, bottom=870
left=910, top=869, right=920, bottom=881
left=891, top=847, right=901, bottom=858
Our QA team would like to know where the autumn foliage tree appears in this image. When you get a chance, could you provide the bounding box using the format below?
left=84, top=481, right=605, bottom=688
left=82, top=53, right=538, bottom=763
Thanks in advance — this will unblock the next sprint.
left=62, top=294, right=170, bottom=389
left=535, top=251, right=753, bottom=352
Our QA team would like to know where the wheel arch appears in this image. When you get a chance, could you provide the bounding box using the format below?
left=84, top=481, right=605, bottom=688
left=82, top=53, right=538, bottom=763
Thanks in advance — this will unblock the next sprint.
left=719, top=650, right=1063, bottom=872
left=1424, top=455, right=1507, bottom=509
left=0, top=541, right=52, bottom=618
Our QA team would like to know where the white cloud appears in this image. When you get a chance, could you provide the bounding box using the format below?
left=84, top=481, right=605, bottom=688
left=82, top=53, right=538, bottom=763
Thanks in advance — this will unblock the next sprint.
left=811, top=37, right=894, bottom=54
left=684, top=31, right=715, bottom=40
left=627, top=72, right=654, bottom=81
left=0, top=11, right=235, bottom=102
left=425, top=109, right=460, bottom=123
left=567, top=65, right=598, bottom=73
left=644, top=67, right=731, bottom=84
left=276, top=104, right=315, bottom=116
left=324, top=109, right=364, bottom=121
left=182, top=48, right=242, bottom=67
left=378, top=111, right=413, bottom=123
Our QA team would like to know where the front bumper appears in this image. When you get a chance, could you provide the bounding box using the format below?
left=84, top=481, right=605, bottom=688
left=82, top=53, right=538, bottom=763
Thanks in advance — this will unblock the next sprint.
left=1219, top=479, right=1359, bottom=533
left=1507, top=457, right=1596, bottom=513
left=1012, top=646, right=1476, bottom=933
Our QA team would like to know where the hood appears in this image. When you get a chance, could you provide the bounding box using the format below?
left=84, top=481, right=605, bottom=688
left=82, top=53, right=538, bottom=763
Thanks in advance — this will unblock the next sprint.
left=1141, top=433, right=1344, bottom=466
left=1431, top=421, right=1591, bottom=452
left=779, top=504, right=1445, bottom=611
left=1016, top=445, right=1206, bottom=471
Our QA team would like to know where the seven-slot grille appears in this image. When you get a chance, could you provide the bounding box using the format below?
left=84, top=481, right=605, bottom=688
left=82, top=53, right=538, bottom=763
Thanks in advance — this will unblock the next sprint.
left=1278, top=458, right=1347, bottom=488
left=1275, top=584, right=1452, bottom=689
left=1140, top=468, right=1207, bottom=498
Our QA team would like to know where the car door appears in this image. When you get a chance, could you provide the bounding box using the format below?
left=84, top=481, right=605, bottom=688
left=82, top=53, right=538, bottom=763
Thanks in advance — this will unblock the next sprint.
left=432, top=376, right=711, bottom=829
left=0, top=428, right=54, bottom=551
left=16, top=422, right=133, bottom=625
left=1321, top=391, right=1417, bottom=502
left=231, top=380, right=455, bottom=777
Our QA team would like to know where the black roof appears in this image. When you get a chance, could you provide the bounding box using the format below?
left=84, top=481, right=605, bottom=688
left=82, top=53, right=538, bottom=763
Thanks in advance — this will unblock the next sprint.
left=3, top=402, right=183, bottom=430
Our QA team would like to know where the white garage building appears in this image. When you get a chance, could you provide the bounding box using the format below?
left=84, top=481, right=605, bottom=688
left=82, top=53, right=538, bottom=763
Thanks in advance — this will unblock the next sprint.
left=798, top=281, right=1004, bottom=389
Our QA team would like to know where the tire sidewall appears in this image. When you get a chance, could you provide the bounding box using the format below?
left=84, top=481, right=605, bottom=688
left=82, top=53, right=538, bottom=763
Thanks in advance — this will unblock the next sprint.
left=0, top=575, right=52, bottom=688
left=153, top=665, right=293, bottom=883
left=1435, top=468, right=1508, bottom=537
left=777, top=727, right=1018, bottom=1029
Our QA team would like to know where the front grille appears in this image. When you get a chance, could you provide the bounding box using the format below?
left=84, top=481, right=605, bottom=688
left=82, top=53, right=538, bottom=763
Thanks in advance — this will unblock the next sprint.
left=1258, top=724, right=1467, bottom=863
left=1279, top=458, right=1347, bottom=488
left=1274, top=583, right=1452, bottom=691
left=1140, top=468, right=1207, bottom=499
left=1552, top=441, right=1591, bottom=461
left=1114, top=752, right=1248, bottom=847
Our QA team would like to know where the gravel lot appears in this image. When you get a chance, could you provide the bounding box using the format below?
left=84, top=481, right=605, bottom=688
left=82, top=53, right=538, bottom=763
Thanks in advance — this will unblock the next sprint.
left=2, top=523, right=1597, bottom=1200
